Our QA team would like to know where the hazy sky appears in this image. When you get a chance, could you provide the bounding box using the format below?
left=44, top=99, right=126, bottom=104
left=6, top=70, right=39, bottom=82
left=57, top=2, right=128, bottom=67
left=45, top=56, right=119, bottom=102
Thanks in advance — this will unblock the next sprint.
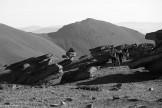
left=0, top=0, right=162, bottom=28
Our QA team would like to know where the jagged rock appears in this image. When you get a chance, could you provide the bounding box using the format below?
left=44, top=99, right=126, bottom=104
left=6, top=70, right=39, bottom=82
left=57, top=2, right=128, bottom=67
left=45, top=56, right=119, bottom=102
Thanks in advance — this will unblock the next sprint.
left=60, top=64, right=97, bottom=84
left=79, top=55, right=88, bottom=60
left=124, top=43, right=155, bottom=59
left=89, top=45, right=112, bottom=58
left=129, top=51, right=162, bottom=68
left=129, top=30, right=162, bottom=73
left=89, top=45, right=112, bottom=65
left=0, top=54, right=63, bottom=85
left=146, top=29, right=162, bottom=45
left=59, top=45, right=116, bottom=72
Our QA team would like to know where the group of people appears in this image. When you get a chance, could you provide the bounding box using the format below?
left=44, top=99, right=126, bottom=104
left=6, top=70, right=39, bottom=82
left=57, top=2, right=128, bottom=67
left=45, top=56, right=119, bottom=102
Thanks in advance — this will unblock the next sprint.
left=110, top=46, right=129, bottom=66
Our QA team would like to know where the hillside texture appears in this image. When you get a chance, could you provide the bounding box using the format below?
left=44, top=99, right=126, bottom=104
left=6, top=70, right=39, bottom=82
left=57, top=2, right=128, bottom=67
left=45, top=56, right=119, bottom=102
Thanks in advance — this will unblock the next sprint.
left=0, top=24, right=65, bottom=66
left=47, top=18, right=153, bottom=56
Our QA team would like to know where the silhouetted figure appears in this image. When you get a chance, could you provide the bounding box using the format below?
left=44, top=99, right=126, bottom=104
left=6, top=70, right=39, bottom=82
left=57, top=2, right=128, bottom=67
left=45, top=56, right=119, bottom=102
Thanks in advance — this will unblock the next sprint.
left=116, top=50, right=123, bottom=65
left=110, top=47, right=117, bottom=66
left=123, top=47, right=129, bottom=60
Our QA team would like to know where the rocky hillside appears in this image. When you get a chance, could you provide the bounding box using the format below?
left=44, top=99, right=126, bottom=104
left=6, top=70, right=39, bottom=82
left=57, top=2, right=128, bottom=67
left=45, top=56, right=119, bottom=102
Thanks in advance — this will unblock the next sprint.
left=0, top=24, right=65, bottom=66
left=47, top=18, right=153, bottom=56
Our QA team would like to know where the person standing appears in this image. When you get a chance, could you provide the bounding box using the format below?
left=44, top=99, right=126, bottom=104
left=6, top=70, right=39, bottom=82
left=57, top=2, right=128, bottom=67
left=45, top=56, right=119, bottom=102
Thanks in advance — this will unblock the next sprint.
left=110, top=47, right=117, bottom=66
left=116, top=50, right=123, bottom=66
left=123, top=47, right=129, bottom=60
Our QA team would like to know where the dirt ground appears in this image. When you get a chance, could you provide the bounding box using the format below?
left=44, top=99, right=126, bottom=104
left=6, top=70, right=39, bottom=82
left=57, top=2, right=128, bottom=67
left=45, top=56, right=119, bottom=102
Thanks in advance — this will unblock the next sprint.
left=0, top=65, right=162, bottom=108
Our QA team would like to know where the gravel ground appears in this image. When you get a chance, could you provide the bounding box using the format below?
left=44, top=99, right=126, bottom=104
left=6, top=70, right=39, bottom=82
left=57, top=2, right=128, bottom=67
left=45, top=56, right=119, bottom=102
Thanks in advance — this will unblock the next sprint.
left=0, top=66, right=162, bottom=108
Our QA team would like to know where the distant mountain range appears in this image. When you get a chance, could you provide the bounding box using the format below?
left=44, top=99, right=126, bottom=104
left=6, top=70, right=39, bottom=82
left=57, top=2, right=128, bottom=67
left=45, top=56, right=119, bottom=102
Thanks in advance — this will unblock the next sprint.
left=117, top=22, right=162, bottom=34
left=0, top=24, right=65, bottom=66
left=45, top=18, right=153, bottom=56
left=20, top=22, right=162, bottom=35
left=20, top=25, right=62, bottom=33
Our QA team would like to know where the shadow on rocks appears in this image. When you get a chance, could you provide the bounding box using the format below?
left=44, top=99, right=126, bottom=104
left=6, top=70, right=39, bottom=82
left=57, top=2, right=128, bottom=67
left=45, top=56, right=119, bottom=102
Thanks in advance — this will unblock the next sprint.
left=77, top=71, right=162, bottom=86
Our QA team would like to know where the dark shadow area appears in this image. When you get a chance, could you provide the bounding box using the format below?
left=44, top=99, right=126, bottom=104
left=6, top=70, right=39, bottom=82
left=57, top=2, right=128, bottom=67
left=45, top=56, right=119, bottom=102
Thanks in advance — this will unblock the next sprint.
left=100, top=60, right=131, bottom=68
left=59, top=70, right=78, bottom=84
left=77, top=71, right=162, bottom=86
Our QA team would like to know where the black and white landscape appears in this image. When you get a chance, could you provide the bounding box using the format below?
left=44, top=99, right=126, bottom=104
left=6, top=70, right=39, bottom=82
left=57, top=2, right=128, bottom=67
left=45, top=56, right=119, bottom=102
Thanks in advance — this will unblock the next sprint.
left=0, top=0, right=162, bottom=108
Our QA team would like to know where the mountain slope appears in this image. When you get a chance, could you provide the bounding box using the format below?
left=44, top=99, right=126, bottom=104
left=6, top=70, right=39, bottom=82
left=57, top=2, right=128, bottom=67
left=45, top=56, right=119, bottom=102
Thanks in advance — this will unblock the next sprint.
left=47, top=18, right=153, bottom=56
left=0, top=24, right=65, bottom=66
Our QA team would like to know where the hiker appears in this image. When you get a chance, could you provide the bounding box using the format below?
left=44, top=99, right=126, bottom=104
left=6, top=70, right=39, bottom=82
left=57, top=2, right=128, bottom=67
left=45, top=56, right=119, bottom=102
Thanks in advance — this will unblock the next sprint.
left=110, top=47, right=117, bottom=66
left=116, top=50, right=123, bottom=66
left=123, top=47, right=129, bottom=60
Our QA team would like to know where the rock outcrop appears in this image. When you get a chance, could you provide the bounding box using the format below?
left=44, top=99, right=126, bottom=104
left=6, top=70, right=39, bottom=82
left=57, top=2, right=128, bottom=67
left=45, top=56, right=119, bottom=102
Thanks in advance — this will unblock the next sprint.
left=60, top=63, right=98, bottom=84
left=0, top=54, right=63, bottom=85
left=129, top=29, right=162, bottom=73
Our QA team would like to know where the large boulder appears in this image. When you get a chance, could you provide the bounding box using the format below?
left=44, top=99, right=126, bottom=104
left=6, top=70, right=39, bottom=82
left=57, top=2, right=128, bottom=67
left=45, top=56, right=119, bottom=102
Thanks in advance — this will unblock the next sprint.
left=129, top=43, right=155, bottom=59
left=60, top=63, right=98, bottom=84
left=145, top=30, right=162, bottom=44
left=129, top=29, right=162, bottom=73
left=0, top=54, right=63, bottom=85
left=89, top=45, right=112, bottom=65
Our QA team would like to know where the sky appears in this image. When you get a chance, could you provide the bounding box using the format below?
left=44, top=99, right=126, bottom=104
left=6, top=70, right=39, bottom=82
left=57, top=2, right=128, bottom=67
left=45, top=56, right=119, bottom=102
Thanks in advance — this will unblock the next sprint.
left=0, top=0, right=162, bottom=28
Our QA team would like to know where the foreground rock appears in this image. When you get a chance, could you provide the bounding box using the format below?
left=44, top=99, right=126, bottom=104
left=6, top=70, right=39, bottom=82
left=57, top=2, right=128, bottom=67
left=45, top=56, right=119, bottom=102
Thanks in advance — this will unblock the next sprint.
left=0, top=54, right=63, bottom=85
left=60, top=64, right=98, bottom=84
left=129, top=29, right=162, bottom=73
left=0, top=45, right=112, bottom=85
left=0, top=66, right=162, bottom=108
left=60, top=45, right=118, bottom=84
left=89, top=45, right=112, bottom=65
